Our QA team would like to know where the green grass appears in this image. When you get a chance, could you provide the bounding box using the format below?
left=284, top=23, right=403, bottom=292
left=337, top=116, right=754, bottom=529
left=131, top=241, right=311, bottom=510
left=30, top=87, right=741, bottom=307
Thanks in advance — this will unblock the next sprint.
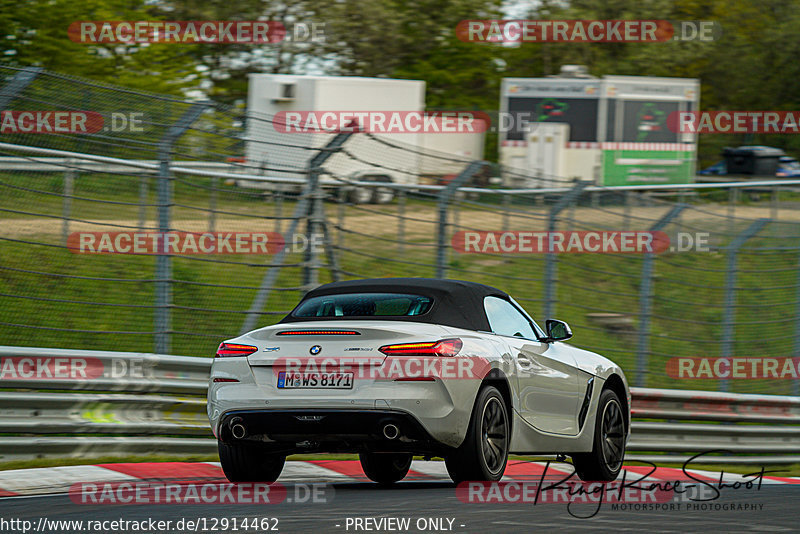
left=1, top=232, right=796, bottom=394
left=2, top=176, right=800, bottom=395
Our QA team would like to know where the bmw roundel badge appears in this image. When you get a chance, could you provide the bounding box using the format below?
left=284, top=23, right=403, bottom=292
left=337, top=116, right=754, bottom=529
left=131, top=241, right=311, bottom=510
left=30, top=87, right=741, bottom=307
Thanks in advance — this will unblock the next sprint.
left=309, top=345, right=322, bottom=355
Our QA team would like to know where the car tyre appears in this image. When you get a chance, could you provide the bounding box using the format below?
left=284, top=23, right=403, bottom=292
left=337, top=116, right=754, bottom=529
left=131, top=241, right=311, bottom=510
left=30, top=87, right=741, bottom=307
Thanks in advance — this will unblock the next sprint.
left=445, top=385, right=509, bottom=483
left=349, top=186, right=373, bottom=204
left=370, top=175, right=395, bottom=204
left=218, top=440, right=285, bottom=482
left=359, top=452, right=412, bottom=485
left=571, top=388, right=626, bottom=482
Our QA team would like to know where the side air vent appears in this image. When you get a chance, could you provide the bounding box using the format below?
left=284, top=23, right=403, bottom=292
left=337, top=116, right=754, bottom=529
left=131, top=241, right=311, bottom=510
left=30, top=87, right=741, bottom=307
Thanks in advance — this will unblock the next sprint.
left=577, top=377, right=594, bottom=430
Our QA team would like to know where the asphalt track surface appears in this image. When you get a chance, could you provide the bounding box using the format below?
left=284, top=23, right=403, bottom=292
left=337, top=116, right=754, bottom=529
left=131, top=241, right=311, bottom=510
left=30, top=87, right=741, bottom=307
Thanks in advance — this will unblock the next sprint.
left=2, top=483, right=798, bottom=533
left=1, top=461, right=798, bottom=533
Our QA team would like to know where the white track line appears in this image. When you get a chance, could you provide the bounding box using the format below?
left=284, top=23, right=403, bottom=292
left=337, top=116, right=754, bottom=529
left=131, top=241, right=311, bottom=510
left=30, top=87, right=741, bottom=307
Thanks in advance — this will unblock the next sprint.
left=280, top=461, right=359, bottom=482
left=409, top=460, right=450, bottom=479
left=207, top=460, right=359, bottom=482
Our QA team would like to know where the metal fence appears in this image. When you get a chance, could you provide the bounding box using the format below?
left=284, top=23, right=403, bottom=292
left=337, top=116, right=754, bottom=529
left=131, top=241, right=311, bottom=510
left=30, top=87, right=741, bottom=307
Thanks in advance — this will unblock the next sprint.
left=1, top=346, right=798, bottom=464
left=2, top=65, right=800, bottom=397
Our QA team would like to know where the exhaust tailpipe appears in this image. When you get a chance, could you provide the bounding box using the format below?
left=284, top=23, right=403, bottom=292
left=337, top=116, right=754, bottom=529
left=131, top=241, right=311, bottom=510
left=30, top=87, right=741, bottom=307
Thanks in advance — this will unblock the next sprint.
left=231, top=422, right=247, bottom=440
left=382, top=423, right=400, bottom=440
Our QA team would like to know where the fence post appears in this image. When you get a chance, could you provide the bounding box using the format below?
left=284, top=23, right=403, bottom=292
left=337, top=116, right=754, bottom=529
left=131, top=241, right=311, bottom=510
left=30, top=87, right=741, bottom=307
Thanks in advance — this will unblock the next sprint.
left=543, top=181, right=589, bottom=320
left=241, top=130, right=353, bottom=334
left=771, top=186, right=779, bottom=220
left=337, top=187, right=346, bottom=251
left=566, top=199, right=575, bottom=231
left=679, top=189, right=688, bottom=208
left=273, top=190, right=283, bottom=234
left=154, top=103, right=208, bottom=354
left=435, top=161, right=486, bottom=279
left=320, top=191, right=342, bottom=285
left=676, top=190, right=687, bottom=228
left=623, top=191, right=632, bottom=232
left=302, top=137, right=352, bottom=289
left=720, top=218, right=769, bottom=391
left=452, top=193, right=461, bottom=233
left=138, top=176, right=148, bottom=231
left=502, top=192, right=511, bottom=232
left=794, top=241, right=800, bottom=396
left=635, top=204, right=686, bottom=387
left=302, top=166, right=325, bottom=289
left=208, top=176, right=218, bottom=233
left=397, top=189, right=406, bottom=256
left=62, top=164, right=74, bottom=247
left=728, top=187, right=738, bottom=236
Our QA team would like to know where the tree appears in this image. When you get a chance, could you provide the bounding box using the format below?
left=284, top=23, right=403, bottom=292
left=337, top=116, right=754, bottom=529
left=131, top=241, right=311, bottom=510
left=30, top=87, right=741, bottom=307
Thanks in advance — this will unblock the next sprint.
left=0, top=0, right=197, bottom=94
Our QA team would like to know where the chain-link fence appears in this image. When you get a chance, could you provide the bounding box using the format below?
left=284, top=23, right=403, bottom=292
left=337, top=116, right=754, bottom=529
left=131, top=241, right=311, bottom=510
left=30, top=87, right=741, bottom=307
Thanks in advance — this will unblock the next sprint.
left=2, top=66, right=800, bottom=396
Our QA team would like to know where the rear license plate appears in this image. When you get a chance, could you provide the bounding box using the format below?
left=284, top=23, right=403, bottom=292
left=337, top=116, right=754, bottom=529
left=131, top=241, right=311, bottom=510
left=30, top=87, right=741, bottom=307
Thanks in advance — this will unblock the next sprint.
left=277, top=371, right=353, bottom=389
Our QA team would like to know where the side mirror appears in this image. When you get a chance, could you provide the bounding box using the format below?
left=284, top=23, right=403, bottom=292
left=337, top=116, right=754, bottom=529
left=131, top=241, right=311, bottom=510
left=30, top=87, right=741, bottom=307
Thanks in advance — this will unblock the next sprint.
left=543, top=319, right=572, bottom=342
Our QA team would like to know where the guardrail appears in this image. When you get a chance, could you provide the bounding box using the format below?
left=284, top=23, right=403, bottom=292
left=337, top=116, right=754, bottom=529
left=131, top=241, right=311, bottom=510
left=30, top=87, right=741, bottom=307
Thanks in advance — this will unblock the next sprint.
left=5, top=141, right=800, bottom=195
left=1, top=346, right=798, bottom=463
left=0, top=346, right=209, bottom=394
left=0, top=156, right=245, bottom=175
left=627, top=388, right=800, bottom=464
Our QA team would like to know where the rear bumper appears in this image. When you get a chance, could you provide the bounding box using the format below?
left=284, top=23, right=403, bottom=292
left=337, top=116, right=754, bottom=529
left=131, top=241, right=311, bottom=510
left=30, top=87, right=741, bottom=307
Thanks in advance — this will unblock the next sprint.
left=218, top=408, right=453, bottom=456
left=208, top=357, right=481, bottom=449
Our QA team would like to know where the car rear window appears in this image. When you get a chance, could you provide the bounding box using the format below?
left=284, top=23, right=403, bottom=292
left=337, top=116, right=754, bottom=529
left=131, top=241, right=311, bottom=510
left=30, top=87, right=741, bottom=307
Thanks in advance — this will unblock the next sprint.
left=293, top=293, right=433, bottom=317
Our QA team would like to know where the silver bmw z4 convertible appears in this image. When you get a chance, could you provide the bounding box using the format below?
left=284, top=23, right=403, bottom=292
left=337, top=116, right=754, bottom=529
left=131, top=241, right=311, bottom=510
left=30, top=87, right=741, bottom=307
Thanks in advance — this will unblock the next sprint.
left=208, top=278, right=630, bottom=484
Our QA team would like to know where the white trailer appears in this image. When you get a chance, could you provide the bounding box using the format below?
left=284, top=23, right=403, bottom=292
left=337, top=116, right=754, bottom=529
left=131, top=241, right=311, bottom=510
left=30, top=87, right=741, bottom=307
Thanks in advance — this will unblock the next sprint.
left=242, top=74, right=484, bottom=202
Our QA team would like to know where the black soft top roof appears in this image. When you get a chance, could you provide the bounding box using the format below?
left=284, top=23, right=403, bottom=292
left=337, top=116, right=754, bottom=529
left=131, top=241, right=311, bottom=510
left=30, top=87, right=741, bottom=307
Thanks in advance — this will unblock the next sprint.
left=281, top=278, right=509, bottom=331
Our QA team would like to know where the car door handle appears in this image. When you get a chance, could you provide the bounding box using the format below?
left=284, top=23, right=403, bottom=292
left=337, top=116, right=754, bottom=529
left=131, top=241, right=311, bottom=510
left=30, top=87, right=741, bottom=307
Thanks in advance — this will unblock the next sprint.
left=517, top=357, right=532, bottom=367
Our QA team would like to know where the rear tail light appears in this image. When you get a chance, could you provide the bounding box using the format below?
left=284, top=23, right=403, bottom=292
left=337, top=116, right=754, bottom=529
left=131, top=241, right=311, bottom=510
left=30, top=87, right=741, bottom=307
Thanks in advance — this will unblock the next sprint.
left=379, top=338, right=462, bottom=357
left=216, top=343, right=258, bottom=358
